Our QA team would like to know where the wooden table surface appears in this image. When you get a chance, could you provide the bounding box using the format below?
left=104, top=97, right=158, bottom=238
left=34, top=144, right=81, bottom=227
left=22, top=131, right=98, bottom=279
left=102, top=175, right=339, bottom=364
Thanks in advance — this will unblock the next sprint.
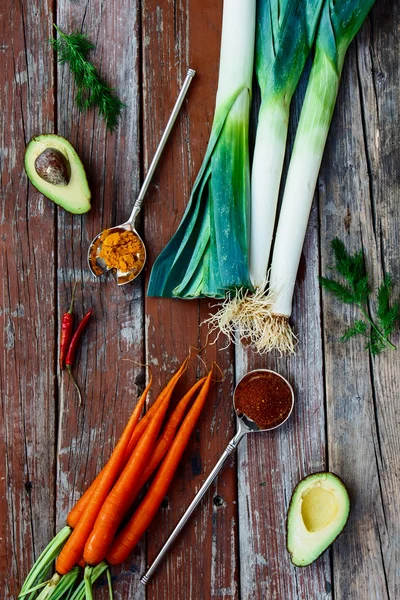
left=1, top=1, right=399, bottom=599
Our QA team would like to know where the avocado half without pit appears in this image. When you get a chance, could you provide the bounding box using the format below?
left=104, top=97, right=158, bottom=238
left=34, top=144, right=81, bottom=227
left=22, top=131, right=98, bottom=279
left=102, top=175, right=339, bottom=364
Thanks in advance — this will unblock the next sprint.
left=287, top=472, right=350, bottom=567
left=24, top=134, right=91, bottom=214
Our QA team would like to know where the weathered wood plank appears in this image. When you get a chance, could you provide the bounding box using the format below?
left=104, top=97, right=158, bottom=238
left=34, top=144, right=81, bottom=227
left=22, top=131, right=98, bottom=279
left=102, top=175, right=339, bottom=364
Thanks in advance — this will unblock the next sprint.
left=0, top=1, right=56, bottom=597
left=142, top=1, right=239, bottom=597
left=236, top=202, right=331, bottom=600
left=231, top=36, right=332, bottom=597
left=320, top=6, right=399, bottom=599
left=357, top=7, right=400, bottom=596
left=56, top=1, right=144, bottom=598
left=2, top=1, right=398, bottom=598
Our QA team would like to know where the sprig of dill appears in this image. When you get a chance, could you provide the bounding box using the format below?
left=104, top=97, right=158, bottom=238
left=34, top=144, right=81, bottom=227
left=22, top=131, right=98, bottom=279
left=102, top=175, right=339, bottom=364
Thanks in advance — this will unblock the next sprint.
left=320, top=238, right=399, bottom=355
left=50, top=25, right=125, bottom=131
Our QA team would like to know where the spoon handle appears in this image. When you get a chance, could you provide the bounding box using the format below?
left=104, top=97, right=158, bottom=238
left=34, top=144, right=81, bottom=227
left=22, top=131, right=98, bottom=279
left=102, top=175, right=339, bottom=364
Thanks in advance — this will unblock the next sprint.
left=141, top=428, right=246, bottom=584
left=129, top=68, right=196, bottom=224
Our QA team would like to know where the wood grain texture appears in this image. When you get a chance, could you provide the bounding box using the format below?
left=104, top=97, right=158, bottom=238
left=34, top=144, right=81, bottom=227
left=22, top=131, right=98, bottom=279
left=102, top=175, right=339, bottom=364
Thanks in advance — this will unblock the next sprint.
left=0, top=1, right=56, bottom=598
left=55, top=1, right=144, bottom=598
left=357, top=5, right=400, bottom=596
left=142, top=1, right=239, bottom=598
left=319, top=6, right=399, bottom=599
left=236, top=205, right=331, bottom=600
left=1, top=1, right=399, bottom=598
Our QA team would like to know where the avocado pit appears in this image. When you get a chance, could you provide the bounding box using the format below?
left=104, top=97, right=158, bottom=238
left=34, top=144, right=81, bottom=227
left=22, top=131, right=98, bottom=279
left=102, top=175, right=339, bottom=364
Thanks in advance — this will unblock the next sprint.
left=34, top=148, right=71, bottom=186
left=24, top=134, right=91, bottom=213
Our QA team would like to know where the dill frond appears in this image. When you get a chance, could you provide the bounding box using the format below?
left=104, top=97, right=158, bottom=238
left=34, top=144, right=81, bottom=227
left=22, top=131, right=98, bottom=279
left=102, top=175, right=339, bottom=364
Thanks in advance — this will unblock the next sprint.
left=51, top=26, right=125, bottom=131
left=321, top=238, right=398, bottom=355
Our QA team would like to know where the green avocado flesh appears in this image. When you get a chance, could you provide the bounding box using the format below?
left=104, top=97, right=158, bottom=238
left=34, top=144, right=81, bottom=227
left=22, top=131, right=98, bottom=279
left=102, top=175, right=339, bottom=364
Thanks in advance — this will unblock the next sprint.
left=24, top=134, right=91, bottom=214
left=287, top=472, right=350, bottom=567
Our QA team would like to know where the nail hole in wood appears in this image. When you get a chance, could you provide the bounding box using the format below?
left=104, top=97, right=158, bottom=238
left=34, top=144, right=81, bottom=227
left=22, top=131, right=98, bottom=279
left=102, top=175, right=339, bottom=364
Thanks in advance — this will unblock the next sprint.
left=213, top=495, right=223, bottom=507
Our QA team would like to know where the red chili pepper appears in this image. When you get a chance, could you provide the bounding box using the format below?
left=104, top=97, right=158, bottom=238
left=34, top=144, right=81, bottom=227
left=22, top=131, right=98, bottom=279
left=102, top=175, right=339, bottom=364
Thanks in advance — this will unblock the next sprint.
left=66, top=308, right=93, bottom=405
left=59, top=283, right=77, bottom=370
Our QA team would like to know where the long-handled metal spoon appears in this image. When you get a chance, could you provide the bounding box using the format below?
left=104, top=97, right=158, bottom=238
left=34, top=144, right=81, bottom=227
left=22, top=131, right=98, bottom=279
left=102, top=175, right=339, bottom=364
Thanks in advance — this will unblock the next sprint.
left=88, top=68, right=196, bottom=285
left=141, top=368, right=294, bottom=584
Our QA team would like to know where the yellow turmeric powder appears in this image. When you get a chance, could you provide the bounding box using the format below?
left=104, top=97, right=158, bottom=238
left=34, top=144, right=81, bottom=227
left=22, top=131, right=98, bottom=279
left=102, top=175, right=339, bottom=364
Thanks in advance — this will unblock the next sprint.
left=99, top=229, right=145, bottom=273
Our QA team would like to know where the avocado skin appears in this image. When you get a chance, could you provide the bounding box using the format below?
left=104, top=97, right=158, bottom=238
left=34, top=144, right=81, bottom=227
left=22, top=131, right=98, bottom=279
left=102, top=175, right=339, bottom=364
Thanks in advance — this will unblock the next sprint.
left=24, top=134, right=91, bottom=214
left=286, top=471, right=350, bottom=567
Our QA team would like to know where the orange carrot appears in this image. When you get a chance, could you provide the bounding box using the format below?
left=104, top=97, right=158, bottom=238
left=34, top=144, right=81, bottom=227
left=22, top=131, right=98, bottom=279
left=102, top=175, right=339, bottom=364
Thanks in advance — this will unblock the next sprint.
left=106, top=369, right=213, bottom=566
left=56, top=360, right=188, bottom=574
left=66, top=375, right=153, bottom=530
left=83, top=376, right=175, bottom=566
left=66, top=359, right=187, bottom=529
left=56, top=376, right=153, bottom=575
left=136, top=376, right=207, bottom=490
left=67, top=481, right=95, bottom=529
left=122, top=357, right=188, bottom=461
left=109, top=377, right=207, bottom=517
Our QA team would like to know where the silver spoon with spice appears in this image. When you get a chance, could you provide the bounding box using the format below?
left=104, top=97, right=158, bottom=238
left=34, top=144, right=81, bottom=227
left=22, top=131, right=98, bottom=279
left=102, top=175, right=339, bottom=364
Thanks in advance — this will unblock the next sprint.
left=141, top=368, right=294, bottom=584
left=88, top=68, right=196, bottom=286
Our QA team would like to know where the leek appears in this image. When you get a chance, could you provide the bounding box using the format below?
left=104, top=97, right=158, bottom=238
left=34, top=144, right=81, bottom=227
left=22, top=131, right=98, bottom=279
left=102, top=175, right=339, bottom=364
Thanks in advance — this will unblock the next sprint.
left=266, top=0, right=376, bottom=352
left=250, top=0, right=325, bottom=288
left=147, top=0, right=255, bottom=298
left=206, top=0, right=324, bottom=348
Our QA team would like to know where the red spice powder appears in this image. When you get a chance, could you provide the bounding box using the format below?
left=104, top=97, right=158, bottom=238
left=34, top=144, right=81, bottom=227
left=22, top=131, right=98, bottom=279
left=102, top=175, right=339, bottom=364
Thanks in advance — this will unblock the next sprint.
left=234, top=371, right=293, bottom=430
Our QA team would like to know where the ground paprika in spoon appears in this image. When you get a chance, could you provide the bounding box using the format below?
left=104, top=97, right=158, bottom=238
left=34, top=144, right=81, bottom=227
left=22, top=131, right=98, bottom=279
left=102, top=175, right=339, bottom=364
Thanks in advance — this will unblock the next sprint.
left=234, top=370, right=293, bottom=430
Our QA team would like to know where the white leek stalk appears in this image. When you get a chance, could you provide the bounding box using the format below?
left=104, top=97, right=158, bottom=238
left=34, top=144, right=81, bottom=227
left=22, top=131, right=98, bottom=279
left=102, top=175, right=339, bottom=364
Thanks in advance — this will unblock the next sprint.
left=266, top=0, right=376, bottom=352
left=206, top=0, right=324, bottom=348
left=250, top=0, right=324, bottom=288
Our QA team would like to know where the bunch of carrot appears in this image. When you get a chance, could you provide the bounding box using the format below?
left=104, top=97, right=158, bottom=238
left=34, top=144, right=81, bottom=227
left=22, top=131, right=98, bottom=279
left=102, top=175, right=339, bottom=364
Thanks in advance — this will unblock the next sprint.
left=19, top=356, right=214, bottom=599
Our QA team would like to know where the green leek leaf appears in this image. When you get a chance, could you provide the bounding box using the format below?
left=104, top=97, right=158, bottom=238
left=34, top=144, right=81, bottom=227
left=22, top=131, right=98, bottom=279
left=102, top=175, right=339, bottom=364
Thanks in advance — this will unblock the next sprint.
left=148, top=0, right=256, bottom=298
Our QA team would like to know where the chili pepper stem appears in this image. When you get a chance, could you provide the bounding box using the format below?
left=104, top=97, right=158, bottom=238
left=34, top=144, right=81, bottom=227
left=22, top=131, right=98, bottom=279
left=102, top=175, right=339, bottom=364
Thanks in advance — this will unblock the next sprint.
left=68, top=283, right=78, bottom=315
left=67, top=366, right=83, bottom=406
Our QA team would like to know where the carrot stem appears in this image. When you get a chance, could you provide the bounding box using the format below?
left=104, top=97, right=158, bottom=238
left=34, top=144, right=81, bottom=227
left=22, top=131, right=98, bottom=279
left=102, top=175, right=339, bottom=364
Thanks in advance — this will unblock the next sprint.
left=19, top=526, right=72, bottom=595
left=18, top=579, right=53, bottom=597
left=67, top=563, right=108, bottom=600
left=106, top=569, right=114, bottom=600
left=35, top=573, right=61, bottom=600
left=84, top=567, right=94, bottom=600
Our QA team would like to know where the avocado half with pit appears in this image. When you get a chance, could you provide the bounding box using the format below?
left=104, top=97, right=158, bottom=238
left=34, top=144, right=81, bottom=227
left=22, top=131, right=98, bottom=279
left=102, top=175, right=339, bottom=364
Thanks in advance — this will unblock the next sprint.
left=287, top=472, right=350, bottom=567
left=24, top=134, right=91, bottom=214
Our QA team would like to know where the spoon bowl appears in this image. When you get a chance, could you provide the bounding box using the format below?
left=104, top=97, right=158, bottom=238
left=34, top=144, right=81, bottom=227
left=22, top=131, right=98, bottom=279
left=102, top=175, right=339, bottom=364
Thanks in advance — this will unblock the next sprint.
left=88, top=222, right=147, bottom=286
left=233, top=368, right=294, bottom=433
left=141, top=368, right=294, bottom=584
left=88, top=68, right=195, bottom=286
